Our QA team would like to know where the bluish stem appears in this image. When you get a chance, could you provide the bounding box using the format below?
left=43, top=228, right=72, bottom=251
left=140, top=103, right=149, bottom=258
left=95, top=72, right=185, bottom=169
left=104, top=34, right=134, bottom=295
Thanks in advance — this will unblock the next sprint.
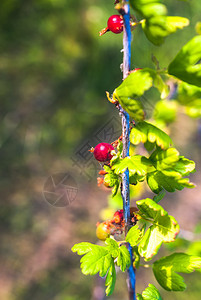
left=128, top=244, right=136, bottom=300
left=122, top=3, right=132, bottom=80
left=120, top=1, right=136, bottom=299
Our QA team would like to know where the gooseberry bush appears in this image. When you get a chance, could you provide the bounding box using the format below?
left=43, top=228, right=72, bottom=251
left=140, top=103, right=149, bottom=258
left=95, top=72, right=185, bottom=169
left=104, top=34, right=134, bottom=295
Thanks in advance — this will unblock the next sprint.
left=72, top=0, right=201, bottom=299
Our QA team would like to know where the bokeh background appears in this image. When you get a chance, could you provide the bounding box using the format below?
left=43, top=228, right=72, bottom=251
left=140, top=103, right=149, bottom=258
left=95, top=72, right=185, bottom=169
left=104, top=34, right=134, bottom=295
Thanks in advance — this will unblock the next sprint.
left=0, top=0, right=201, bottom=299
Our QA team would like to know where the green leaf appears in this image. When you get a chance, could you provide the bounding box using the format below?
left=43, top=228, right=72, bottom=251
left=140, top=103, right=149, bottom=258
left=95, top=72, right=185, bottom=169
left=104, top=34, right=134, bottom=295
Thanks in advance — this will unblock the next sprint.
left=71, top=242, right=97, bottom=255
left=153, top=253, right=201, bottom=291
left=103, top=166, right=120, bottom=196
left=130, top=0, right=167, bottom=19
left=80, top=246, right=113, bottom=277
left=116, top=245, right=131, bottom=272
left=104, top=172, right=119, bottom=187
left=176, top=82, right=201, bottom=118
left=105, top=263, right=116, bottom=296
left=112, top=155, right=152, bottom=178
left=168, top=35, right=201, bottom=87
left=114, top=68, right=168, bottom=101
left=137, top=284, right=162, bottom=300
left=172, top=156, right=196, bottom=176
left=137, top=198, right=180, bottom=260
left=133, top=246, right=141, bottom=269
left=149, top=148, right=179, bottom=171
left=108, top=191, right=124, bottom=209
left=72, top=239, right=132, bottom=296
left=126, top=225, right=142, bottom=247
left=116, top=97, right=145, bottom=121
left=154, top=100, right=177, bottom=124
left=187, top=240, right=201, bottom=257
left=185, top=103, right=201, bottom=118
left=147, top=170, right=195, bottom=193
left=130, top=121, right=173, bottom=150
left=149, top=148, right=195, bottom=178
left=195, top=22, right=201, bottom=35
left=137, top=294, right=144, bottom=300
left=142, top=16, right=189, bottom=46
left=72, top=242, right=113, bottom=277
left=112, top=68, right=168, bottom=120
left=177, top=82, right=201, bottom=105
left=187, top=241, right=201, bottom=271
left=114, top=68, right=153, bottom=98
left=105, top=238, right=120, bottom=258
left=153, top=190, right=166, bottom=203
left=147, top=152, right=196, bottom=193
left=105, top=239, right=131, bottom=272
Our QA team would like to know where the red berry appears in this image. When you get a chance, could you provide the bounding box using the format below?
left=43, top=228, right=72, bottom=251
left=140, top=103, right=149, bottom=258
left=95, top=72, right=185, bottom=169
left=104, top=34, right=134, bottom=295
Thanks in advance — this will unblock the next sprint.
left=133, top=68, right=142, bottom=72
left=96, top=222, right=110, bottom=241
left=113, top=209, right=124, bottom=224
left=93, top=143, right=114, bottom=162
left=107, top=15, right=124, bottom=34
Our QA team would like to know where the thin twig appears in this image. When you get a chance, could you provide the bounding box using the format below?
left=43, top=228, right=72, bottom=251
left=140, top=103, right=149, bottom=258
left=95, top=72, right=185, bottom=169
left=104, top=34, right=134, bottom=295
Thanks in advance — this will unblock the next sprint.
left=119, top=1, right=136, bottom=299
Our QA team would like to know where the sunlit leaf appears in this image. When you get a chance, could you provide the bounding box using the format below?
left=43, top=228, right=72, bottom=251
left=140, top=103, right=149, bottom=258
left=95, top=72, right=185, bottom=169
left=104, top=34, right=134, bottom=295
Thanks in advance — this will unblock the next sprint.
left=195, top=22, right=201, bottom=35
left=130, top=0, right=167, bottom=19
left=153, top=253, right=201, bottom=291
left=177, top=82, right=201, bottom=105
left=72, top=242, right=113, bottom=279
left=130, top=121, right=173, bottom=150
left=187, top=241, right=201, bottom=271
left=126, top=225, right=142, bottom=247
left=105, top=263, right=116, bottom=296
left=137, top=284, right=162, bottom=300
left=172, top=156, right=196, bottom=176
left=168, top=35, right=201, bottom=87
left=114, top=68, right=168, bottom=100
left=71, top=242, right=97, bottom=255
left=80, top=247, right=113, bottom=277
left=176, top=82, right=201, bottom=118
left=153, top=190, right=166, bottom=203
left=149, top=148, right=179, bottom=171
left=112, top=68, right=168, bottom=119
left=117, top=245, right=131, bottom=272
left=103, top=166, right=120, bottom=196
left=117, top=97, right=145, bottom=121
left=105, top=238, right=120, bottom=258
left=72, top=238, right=131, bottom=296
left=112, top=155, right=152, bottom=178
left=142, top=16, right=189, bottom=46
left=133, top=246, right=141, bottom=269
left=153, top=100, right=178, bottom=124
left=137, top=198, right=180, bottom=260
left=147, top=170, right=195, bottom=193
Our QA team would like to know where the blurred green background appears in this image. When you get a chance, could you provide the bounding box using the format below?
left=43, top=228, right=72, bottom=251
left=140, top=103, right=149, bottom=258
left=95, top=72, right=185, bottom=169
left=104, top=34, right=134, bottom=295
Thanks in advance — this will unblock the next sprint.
left=0, top=0, right=201, bottom=299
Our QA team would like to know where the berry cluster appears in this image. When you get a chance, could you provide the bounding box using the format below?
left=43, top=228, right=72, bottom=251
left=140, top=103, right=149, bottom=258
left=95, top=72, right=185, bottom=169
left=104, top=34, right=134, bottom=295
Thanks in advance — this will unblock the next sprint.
left=96, top=208, right=138, bottom=241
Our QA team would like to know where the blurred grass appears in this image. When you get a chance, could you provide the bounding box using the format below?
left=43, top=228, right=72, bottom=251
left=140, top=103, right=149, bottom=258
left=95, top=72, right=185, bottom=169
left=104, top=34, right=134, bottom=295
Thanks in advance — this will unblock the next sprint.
left=0, top=0, right=201, bottom=299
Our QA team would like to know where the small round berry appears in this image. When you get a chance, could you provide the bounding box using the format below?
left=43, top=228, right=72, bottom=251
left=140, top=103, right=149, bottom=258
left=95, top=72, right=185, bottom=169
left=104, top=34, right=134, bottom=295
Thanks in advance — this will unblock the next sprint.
left=131, top=68, right=142, bottom=73
left=113, top=209, right=124, bottom=224
left=93, top=143, right=114, bottom=162
left=107, top=15, right=124, bottom=34
left=96, top=222, right=110, bottom=241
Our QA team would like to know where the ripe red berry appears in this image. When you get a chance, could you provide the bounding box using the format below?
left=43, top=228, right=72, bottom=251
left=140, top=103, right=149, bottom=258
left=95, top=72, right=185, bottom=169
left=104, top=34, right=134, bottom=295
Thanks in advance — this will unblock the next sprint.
left=113, top=209, right=124, bottom=224
left=99, top=15, right=124, bottom=36
left=93, top=143, right=114, bottom=162
left=133, top=68, right=142, bottom=72
left=107, top=15, right=124, bottom=34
